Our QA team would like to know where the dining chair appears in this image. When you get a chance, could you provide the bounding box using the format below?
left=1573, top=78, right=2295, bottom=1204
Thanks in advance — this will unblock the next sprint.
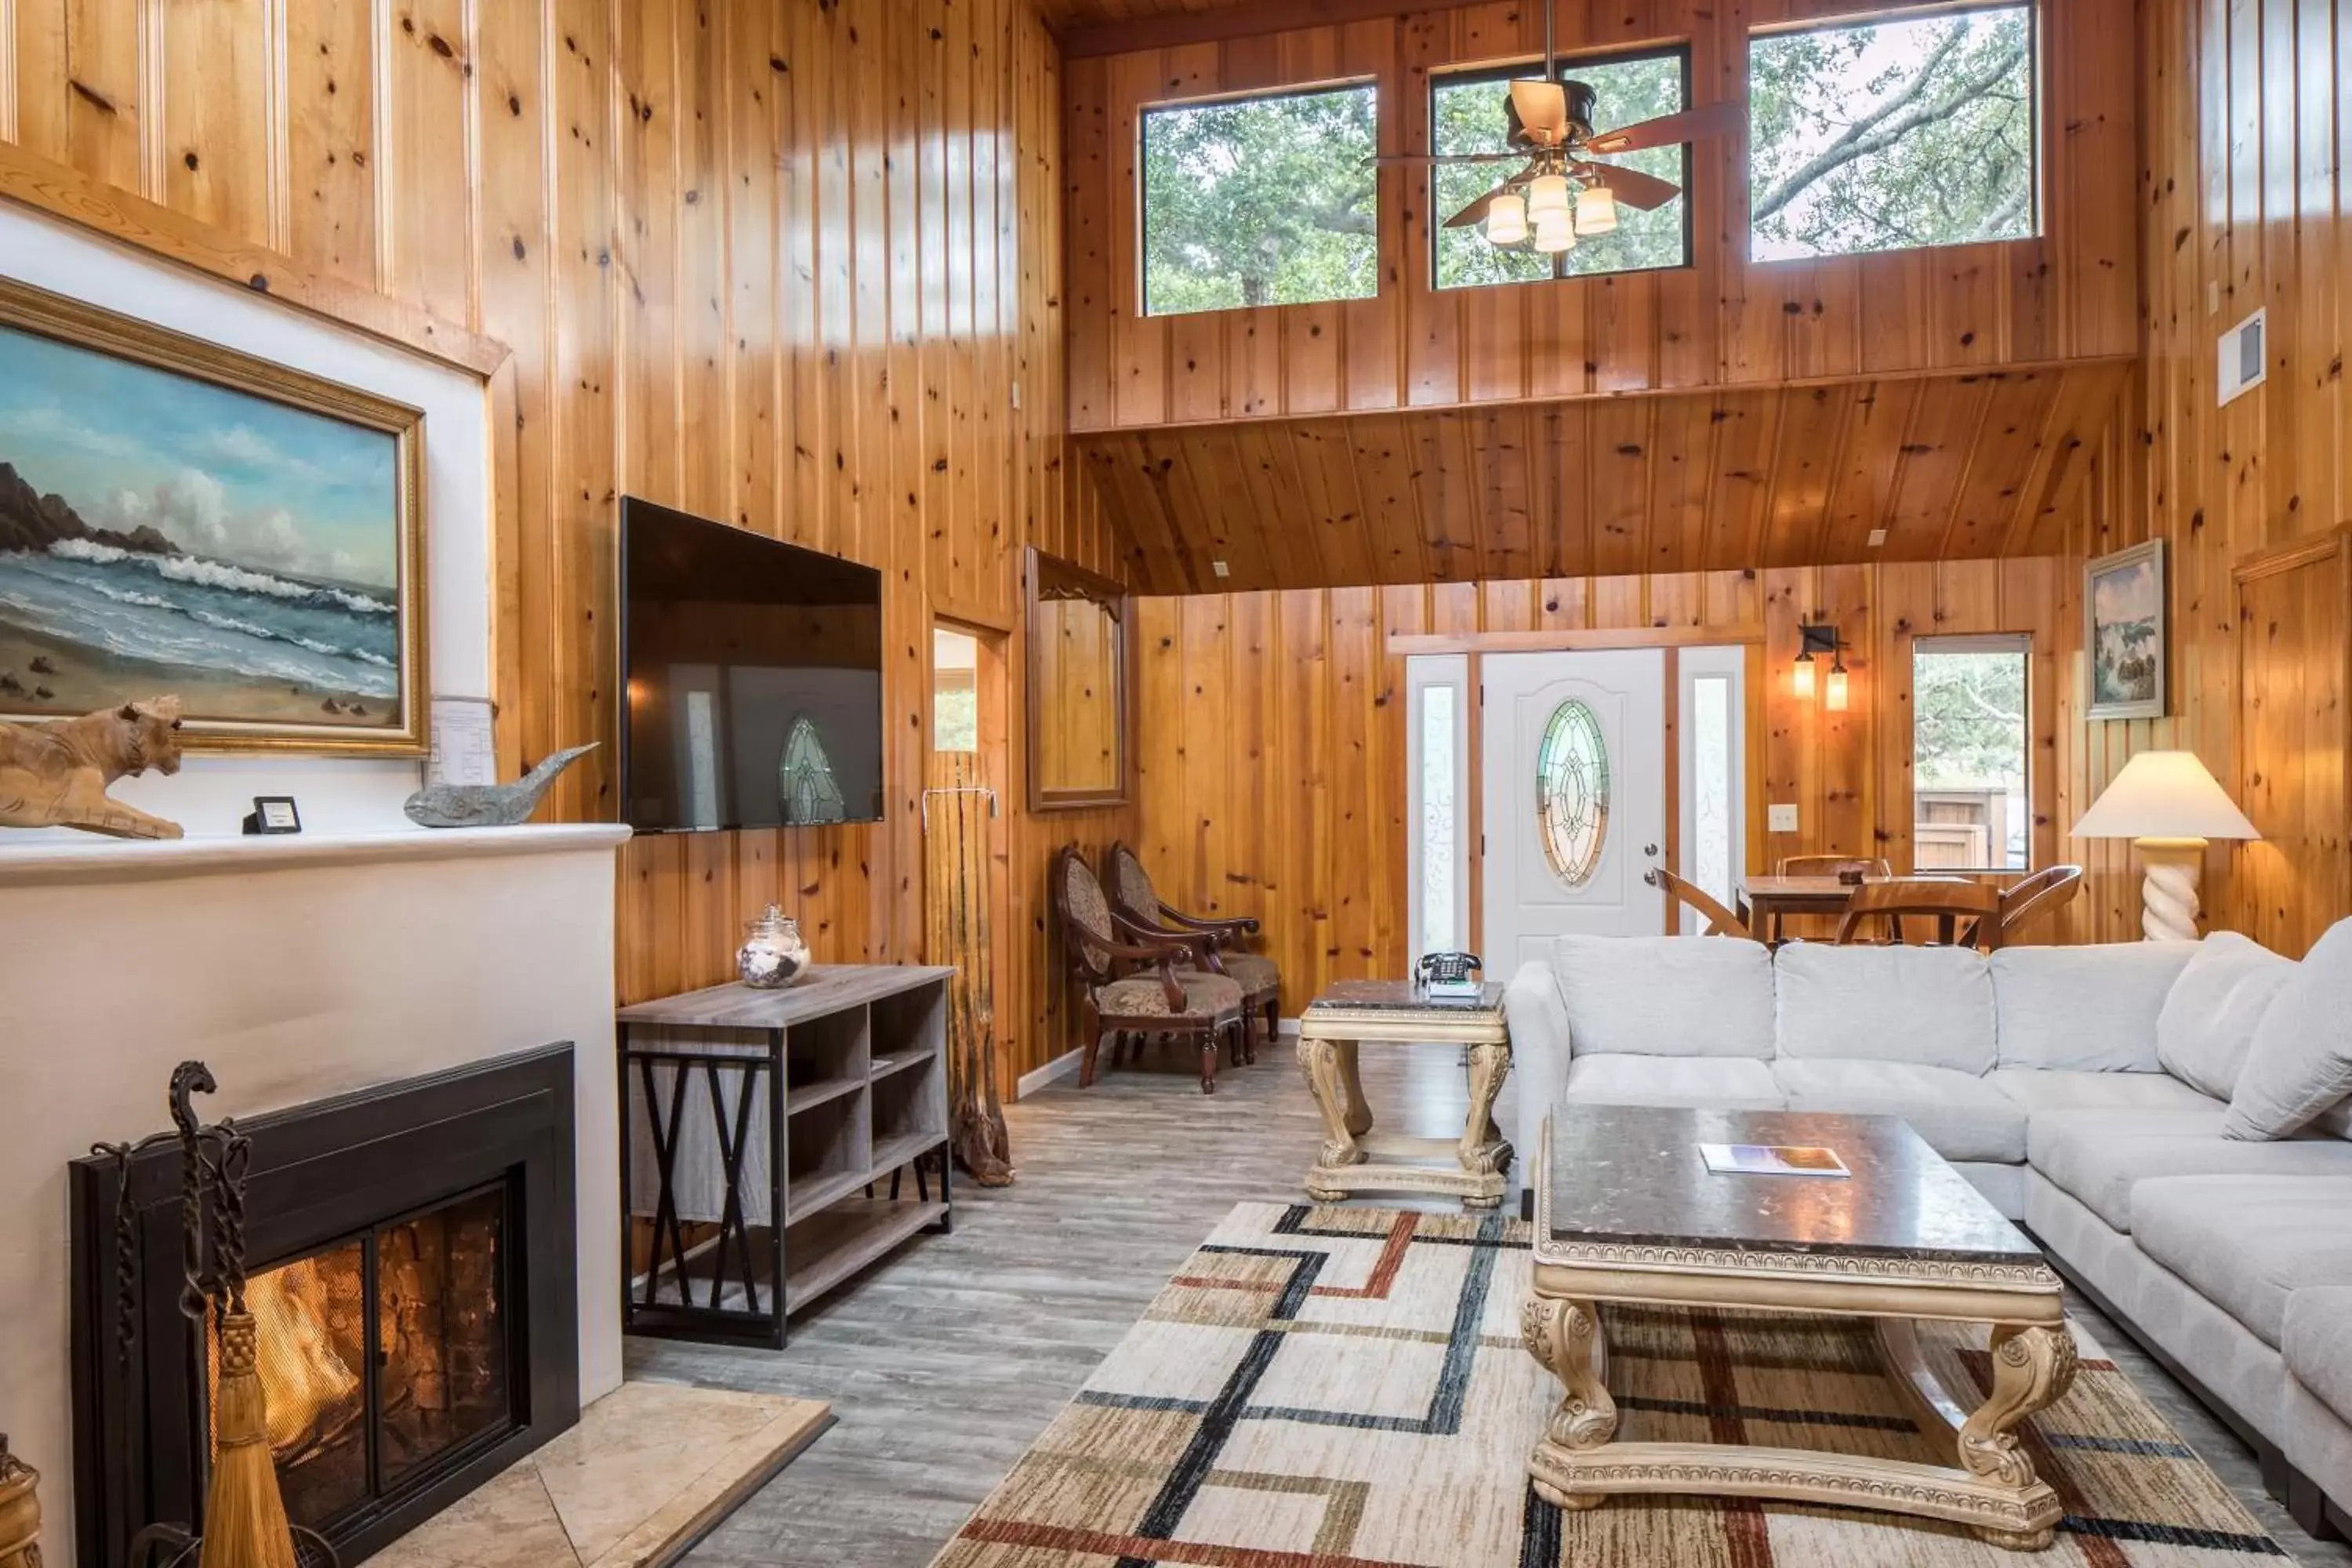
left=1647, top=868, right=1759, bottom=940
left=1962, top=864, right=2085, bottom=947
left=1835, top=879, right=2006, bottom=949
left=1767, top=855, right=1895, bottom=942
left=1051, top=847, right=1247, bottom=1094
left=1106, top=841, right=1276, bottom=1053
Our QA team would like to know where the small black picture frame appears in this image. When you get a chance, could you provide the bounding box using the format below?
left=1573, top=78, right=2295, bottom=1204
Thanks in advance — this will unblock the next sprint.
left=242, top=796, right=302, bottom=835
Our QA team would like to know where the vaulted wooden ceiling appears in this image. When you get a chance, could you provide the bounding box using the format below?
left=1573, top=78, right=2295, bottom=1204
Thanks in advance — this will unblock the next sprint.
left=1080, top=363, right=2131, bottom=594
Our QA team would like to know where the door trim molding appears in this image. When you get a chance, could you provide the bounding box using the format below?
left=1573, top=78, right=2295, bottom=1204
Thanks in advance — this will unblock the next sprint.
left=1390, top=625, right=1766, bottom=656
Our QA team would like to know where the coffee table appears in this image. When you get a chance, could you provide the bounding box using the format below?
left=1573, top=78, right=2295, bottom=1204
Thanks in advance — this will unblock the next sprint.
left=1296, top=980, right=1511, bottom=1208
left=1524, top=1105, right=2075, bottom=1550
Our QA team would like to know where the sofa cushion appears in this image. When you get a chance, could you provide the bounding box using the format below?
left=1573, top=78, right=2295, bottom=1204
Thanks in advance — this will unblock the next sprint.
left=2285, top=1287, right=2352, bottom=1426
left=1771, top=1060, right=2027, bottom=1163
left=2027, top=1108, right=2352, bottom=1232
left=1987, top=1068, right=2221, bottom=1127
left=1773, top=944, right=1995, bottom=1074
left=2132, top=1177, right=2352, bottom=1348
left=2226, top=916, right=2352, bottom=1140
left=1552, top=935, right=1776, bottom=1060
left=1563, top=1054, right=1784, bottom=1111
left=1990, top=942, right=2193, bottom=1073
left=2155, top=931, right=2295, bottom=1101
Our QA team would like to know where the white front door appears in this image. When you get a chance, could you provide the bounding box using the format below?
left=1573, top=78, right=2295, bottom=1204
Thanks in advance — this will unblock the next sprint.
left=1481, top=648, right=1667, bottom=973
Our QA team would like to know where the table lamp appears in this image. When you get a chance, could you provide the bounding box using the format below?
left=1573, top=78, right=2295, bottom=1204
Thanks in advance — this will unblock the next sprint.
left=2070, top=750, right=2259, bottom=941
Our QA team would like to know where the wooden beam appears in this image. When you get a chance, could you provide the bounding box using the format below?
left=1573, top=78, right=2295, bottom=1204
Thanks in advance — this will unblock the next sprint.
left=0, top=140, right=510, bottom=378
left=1388, top=625, right=1766, bottom=655
left=1057, top=0, right=1468, bottom=59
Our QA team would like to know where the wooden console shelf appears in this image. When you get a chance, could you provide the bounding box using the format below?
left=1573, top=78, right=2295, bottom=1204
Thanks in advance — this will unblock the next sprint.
left=619, top=964, right=954, bottom=1348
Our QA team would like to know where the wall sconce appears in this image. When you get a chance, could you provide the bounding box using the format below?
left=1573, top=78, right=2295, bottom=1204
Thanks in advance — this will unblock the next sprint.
left=1793, top=622, right=1842, bottom=704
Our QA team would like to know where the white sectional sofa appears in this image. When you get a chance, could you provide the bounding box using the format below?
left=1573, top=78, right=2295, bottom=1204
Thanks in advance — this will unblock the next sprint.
left=1503, top=926, right=2352, bottom=1539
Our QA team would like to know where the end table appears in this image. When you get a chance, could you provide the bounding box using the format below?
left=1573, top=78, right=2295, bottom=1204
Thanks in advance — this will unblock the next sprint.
left=1296, top=979, right=1512, bottom=1208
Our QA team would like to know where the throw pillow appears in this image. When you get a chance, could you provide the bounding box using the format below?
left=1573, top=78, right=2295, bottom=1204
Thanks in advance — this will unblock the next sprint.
left=2224, top=917, right=2352, bottom=1140
left=2154, top=931, right=2295, bottom=1101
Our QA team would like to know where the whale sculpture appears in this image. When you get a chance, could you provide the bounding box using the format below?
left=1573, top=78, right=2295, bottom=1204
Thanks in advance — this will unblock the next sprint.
left=404, top=742, right=597, bottom=829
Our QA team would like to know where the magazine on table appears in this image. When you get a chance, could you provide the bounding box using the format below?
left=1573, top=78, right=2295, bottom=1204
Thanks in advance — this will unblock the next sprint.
left=1700, top=1142, right=1850, bottom=1178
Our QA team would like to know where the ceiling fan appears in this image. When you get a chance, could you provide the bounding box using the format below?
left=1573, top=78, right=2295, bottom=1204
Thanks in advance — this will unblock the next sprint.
left=1364, top=3, right=1740, bottom=255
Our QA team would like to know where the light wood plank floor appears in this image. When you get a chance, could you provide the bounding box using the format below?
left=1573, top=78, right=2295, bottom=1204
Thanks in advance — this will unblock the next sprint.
left=633, top=1044, right=2352, bottom=1568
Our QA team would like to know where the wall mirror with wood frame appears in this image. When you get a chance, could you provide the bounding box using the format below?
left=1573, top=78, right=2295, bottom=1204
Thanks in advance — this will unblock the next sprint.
left=1025, top=549, right=1131, bottom=811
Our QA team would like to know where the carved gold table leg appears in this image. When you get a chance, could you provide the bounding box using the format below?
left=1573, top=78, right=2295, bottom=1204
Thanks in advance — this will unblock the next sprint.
left=1457, top=1039, right=1514, bottom=1207
left=1958, top=1323, right=2078, bottom=1550
left=1298, top=1036, right=1365, bottom=1200
left=1523, top=1294, right=1617, bottom=1511
left=1334, top=1040, right=1373, bottom=1138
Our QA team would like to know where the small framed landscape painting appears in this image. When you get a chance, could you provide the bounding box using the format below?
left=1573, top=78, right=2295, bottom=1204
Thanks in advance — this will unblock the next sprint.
left=0, top=277, right=426, bottom=754
left=2085, top=539, right=2166, bottom=721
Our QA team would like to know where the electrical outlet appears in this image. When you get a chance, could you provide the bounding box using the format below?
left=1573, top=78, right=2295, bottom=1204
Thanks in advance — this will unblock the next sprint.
left=1768, top=804, right=1800, bottom=833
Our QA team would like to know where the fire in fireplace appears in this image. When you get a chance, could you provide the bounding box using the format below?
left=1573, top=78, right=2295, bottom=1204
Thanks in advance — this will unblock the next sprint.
left=72, top=1048, right=578, bottom=1568
left=212, top=1188, right=512, bottom=1535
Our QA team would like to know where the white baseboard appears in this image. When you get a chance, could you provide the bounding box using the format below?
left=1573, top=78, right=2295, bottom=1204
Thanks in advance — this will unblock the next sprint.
left=1015, top=1047, right=1085, bottom=1099
left=1276, top=1016, right=1300, bottom=1036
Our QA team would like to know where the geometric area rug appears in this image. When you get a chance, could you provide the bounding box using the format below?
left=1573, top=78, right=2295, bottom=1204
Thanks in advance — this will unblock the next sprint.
left=931, top=1202, right=2296, bottom=1566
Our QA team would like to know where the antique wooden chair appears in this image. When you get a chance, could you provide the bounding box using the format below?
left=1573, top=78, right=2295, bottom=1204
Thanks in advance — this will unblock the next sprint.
left=1052, top=846, right=1247, bottom=1094
left=1646, top=867, right=1759, bottom=939
left=1836, top=879, right=2006, bottom=949
left=1768, top=855, right=1895, bottom=943
left=1106, top=841, right=1279, bottom=1049
left=1962, top=864, right=2085, bottom=947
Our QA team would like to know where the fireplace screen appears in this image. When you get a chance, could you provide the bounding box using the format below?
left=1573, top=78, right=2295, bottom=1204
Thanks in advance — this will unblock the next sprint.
left=211, top=1186, right=512, bottom=1535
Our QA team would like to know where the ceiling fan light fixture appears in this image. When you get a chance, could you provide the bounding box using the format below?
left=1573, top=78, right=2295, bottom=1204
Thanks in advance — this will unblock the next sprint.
left=1485, top=191, right=1529, bottom=245
left=1574, top=184, right=1619, bottom=235
left=1525, top=172, right=1572, bottom=219
left=1533, top=209, right=1576, bottom=253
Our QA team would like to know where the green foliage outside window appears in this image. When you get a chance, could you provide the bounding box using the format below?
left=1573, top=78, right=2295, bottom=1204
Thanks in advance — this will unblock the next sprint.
left=1432, top=53, right=1688, bottom=290
left=1749, top=5, right=2036, bottom=261
left=1140, top=85, right=1379, bottom=316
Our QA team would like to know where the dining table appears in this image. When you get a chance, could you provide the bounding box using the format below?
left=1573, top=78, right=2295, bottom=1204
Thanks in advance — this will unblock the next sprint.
left=1737, top=873, right=1970, bottom=945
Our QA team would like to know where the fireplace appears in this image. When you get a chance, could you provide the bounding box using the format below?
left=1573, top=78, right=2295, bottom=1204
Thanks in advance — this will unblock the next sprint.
left=71, top=1047, right=579, bottom=1568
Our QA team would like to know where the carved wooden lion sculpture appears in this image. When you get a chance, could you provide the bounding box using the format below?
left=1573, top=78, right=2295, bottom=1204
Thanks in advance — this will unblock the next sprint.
left=0, top=695, right=187, bottom=840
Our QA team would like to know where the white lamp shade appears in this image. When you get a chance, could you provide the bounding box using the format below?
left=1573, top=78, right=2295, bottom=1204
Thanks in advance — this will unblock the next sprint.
left=1526, top=174, right=1571, bottom=218
left=2071, top=750, right=2261, bottom=841
left=1485, top=192, right=1529, bottom=245
left=1533, top=210, right=1576, bottom=253
left=1575, top=185, right=1619, bottom=234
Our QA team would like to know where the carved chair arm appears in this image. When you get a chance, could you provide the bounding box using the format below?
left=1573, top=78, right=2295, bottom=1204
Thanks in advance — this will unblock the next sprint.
left=1157, top=905, right=1259, bottom=940
left=1110, top=908, right=1225, bottom=971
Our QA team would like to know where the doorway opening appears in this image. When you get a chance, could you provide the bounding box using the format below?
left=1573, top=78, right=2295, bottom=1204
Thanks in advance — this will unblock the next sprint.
left=925, top=622, right=1015, bottom=1185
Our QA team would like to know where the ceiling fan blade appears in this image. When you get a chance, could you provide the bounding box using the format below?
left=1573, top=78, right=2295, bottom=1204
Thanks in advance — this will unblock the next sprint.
left=1573, top=160, right=1682, bottom=210
left=1583, top=100, right=1742, bottom=156
left=1443, top=169, right=1534, bottom=228
left=1359, top=151, right=1532, bottom=168
left=1508, top=78, right=1570, bottom=145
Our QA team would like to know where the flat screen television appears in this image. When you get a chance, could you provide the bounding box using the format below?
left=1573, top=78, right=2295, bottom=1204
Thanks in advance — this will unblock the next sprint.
left=619, top=497, right=885, bottom=831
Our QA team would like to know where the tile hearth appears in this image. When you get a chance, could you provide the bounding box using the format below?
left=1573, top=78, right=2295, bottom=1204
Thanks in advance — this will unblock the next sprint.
left=370, top=1382, right=829, bottom=1568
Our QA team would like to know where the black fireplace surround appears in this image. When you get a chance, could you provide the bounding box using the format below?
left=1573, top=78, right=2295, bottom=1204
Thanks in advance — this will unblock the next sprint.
left=70, top=1045, right=581, bottom=1568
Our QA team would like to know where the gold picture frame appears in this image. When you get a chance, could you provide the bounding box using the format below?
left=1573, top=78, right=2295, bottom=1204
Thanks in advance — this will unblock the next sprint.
left=2084, top=539, right=2165, bottom=722
left=0, top=275, right=428, bottom=756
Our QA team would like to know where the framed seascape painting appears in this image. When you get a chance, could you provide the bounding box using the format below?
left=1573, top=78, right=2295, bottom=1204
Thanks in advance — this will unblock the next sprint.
left=2085, top=539, right=2165, bottom=721
left=0, top=277, right=426, bottom=754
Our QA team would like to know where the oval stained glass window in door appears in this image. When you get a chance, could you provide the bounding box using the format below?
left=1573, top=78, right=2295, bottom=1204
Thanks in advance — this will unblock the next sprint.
left=1536, top=699, right=1610, bottom=885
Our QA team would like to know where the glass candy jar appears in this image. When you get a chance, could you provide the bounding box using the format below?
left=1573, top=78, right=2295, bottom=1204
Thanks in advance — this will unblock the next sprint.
left=737, top=905, right=811, bottom=989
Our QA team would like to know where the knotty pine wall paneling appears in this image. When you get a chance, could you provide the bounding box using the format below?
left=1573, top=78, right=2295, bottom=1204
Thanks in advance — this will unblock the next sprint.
left=1064, top=0, right=2138, bottom=431
left=1133, top=557, right=2097, bottom=1005
left=2060, top=0, right=2352, bottom=954
left=1, top=0, right=1130, bottom=1087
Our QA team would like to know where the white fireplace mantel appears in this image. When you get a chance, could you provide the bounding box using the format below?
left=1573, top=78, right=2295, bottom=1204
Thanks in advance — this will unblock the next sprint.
left=0, top=821, right=630, bottom=1568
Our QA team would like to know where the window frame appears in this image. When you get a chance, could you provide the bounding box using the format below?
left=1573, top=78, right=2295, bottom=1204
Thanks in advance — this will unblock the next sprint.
left=1136, top=78, right=1383, bottom=320
left=1745, top=0, right=2042, bottom=265
left=1426, top=43, right=1697, bottom=292
left=1406, top=654, right=1472, bottom=964
left=1909, top=632, right=2034, bottom=875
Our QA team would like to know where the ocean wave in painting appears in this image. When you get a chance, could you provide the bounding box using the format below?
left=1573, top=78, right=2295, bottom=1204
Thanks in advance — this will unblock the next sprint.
left=0, top=541, right=400, bottom=699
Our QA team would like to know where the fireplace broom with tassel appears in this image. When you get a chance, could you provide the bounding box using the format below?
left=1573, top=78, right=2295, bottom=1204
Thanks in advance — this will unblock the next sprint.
left=193, top=1125, right=296, bottom=1568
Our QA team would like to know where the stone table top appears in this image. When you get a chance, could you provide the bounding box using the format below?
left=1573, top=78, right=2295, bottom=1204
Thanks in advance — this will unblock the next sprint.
left=1302, top=978, right=1504, bottom=1015
left=1542, top=1105, right=2044, bottom=1266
